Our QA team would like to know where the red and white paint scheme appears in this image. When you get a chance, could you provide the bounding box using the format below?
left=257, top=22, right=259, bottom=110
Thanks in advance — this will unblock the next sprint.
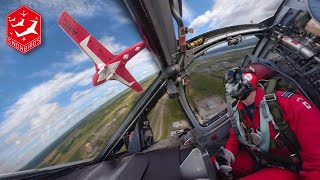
left=58, top=11, right=144, bottom=92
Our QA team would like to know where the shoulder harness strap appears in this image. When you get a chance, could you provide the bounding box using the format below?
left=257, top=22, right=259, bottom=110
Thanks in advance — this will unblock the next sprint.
left=264, top=78, right=300, bottom=155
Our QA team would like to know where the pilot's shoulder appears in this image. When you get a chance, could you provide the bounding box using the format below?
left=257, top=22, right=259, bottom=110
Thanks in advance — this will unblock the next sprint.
left=275, top=91, right=295, bottom=105
left=275, top=91, right=294, bottom=99
left=275, top=91, right=316, bottom=111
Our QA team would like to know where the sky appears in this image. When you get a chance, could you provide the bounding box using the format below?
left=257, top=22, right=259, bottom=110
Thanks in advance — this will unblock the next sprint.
left=0, top=0, right=282, bottom=174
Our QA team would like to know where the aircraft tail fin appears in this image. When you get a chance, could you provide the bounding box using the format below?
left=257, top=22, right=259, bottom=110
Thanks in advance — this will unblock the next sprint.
left=114, top=64, right=143, bottom=92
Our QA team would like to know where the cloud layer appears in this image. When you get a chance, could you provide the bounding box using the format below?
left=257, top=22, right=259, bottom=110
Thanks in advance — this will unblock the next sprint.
left=189, top=0, right=281, bottom=30
left=182, top=0, right=194, bottom=23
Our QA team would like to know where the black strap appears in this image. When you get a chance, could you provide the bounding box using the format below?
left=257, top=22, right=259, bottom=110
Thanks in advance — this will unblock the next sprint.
left=265, top=78, right=300, bottom=154
left=258, top=150, right=300, bottom=173
left=262, top=79, right=301, bottom=171
left=246, top=148, right=300, bottom=172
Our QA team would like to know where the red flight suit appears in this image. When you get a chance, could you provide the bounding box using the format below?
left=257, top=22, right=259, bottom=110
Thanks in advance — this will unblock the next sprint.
left=213, top=87, right=320, bottom=179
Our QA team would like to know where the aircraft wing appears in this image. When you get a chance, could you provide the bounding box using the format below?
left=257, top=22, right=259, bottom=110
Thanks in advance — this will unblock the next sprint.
left=58, top=11, right=115, bottom=71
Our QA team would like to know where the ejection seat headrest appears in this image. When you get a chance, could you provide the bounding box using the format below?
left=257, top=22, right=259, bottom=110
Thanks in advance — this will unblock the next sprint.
left=243, top=63, right=277, bottom=81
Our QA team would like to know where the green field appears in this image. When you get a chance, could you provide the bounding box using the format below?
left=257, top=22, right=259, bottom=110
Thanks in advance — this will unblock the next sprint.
left=148, top=95, right=187, bottom=141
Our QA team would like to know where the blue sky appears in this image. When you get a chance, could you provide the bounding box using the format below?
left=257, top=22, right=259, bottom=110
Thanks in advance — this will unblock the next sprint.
left=0, top=0, right=281, bottom=173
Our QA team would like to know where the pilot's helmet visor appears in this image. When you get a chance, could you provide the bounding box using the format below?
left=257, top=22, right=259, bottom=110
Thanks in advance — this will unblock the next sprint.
left=224, top=69, right=238, bottom=85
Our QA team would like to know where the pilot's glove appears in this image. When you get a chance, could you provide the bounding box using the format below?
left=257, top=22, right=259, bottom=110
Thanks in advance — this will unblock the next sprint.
left=214, top=147, right=235, bottom=175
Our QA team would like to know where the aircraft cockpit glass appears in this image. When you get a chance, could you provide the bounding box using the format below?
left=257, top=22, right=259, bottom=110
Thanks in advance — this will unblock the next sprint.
left=185, top=36, right=259, bottom=125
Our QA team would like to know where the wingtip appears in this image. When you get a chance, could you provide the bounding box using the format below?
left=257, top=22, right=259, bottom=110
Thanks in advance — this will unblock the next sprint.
left=136, top=88, right=144, bottom=92
left=59, top=11, right=68, bottom=16
left=57, top=11, right=65, bottom=24
left=92, top=74, right=100, bottom=86
left=133, top=83, right=144, bottom=92
left=57, top=11, right=69, bottom=24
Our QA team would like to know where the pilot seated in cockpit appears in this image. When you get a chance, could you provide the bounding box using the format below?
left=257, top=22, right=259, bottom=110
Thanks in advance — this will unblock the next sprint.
left=212, top=67, right=320, bottom=180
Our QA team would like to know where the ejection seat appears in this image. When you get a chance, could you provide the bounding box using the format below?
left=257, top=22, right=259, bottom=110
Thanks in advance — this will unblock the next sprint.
left=243, top=62, right=310, bottom=101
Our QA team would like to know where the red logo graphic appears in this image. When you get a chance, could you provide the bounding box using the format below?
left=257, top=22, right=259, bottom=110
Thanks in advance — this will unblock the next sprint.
left=6, top=5, right=42, bottom=54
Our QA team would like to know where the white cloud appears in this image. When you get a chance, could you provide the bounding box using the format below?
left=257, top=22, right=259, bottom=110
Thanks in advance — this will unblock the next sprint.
left=126, top=50, right=152, bottom=69
left=71, top=89, right=92, bottom=101
left=189, top=0, right=281, bottom=30
left=17, top=0, right=131, bottom=24
left=26, top=70, right=54, bottom=79
left=104, top=1, right=131, bottom=24
left=0, top=28, right=6, bottom=49
left=0, top=67, right=98, bottom=172
left=126, top=49, right=159, bottom=80
left=99, top=36, right=127, bottom=54
left=189, top=10, right=213, bottom=30
left=20, top=0, right=105, bottom=18
left=29, top=103, right=62, bottom=131
left=66, top=51, right=88, bottom=63
left=182, top=0, right=194, bottom=23
left=1, top=68, right=93, bottom=136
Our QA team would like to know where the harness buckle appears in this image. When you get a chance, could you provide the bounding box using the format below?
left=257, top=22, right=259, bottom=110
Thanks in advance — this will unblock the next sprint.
left=290, top=154, right=301, bottom=164
left=265, top=93, right=277, bottom=102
